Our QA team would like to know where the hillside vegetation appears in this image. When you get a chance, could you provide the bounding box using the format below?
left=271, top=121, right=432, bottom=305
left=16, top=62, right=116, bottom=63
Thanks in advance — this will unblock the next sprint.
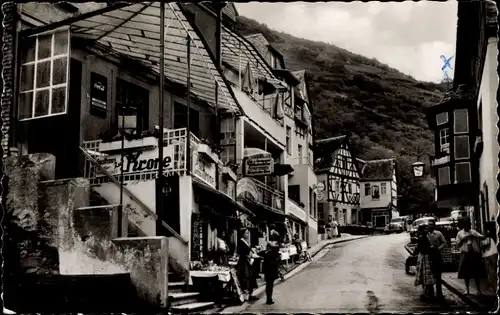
left=236, top=16, right=449, bottom=215
left=236, top=16, right=448, bottom=162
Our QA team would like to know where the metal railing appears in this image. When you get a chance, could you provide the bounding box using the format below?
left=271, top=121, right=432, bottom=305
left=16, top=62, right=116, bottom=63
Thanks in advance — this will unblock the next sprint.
left=250, top=177, right=285, bottom=213
left=80, top=146, right=188, bottom=245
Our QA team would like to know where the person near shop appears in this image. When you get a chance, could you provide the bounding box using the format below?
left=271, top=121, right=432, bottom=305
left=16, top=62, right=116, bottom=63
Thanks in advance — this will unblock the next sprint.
left=293, top=233, right=302, bottom=263
left=237, top=228, right=259, bottom=301
left=456, top=219, right=486, bottom=295
left=332, top=220, right=340, bottom=238
left=426, top=220, right=447, bottom=301
left=413, top=224, right=435, bottom=301
left=215, top=230, right=229, bottom=266
left=481, top=227, right=498, bottom=292
left=263, top=239, right=280, bottom=305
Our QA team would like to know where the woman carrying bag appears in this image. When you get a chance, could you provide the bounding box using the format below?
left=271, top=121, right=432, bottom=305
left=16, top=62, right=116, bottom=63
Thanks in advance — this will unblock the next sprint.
left=236, top=228, right=259, bottom=301
left=456, top=219, right=486, bottom=295
left=413, top=224, right=435, bottom=300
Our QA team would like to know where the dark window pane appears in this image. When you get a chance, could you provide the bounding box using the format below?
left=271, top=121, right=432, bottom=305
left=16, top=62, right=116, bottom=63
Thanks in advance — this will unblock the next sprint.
left=455, top=163, right=471, bottom=183
left=34, top=89, right=50, bottom=117
left=436, top=112, right=448, bottom=125
left=438, top=167, right=450, bottom=186
left=21, top=64, right=35, bottom=92
left=454, top=109, right=469, bottom=133
left=21, top=36, right=36, bottom=64
left=52, top=58, right=67, bottom=85
left=53, top=31, right=68, bottom=56
left=454, top=135, right=470, bottom=159
left=36, top=61, right=51, bottom=88
left=37, top=34, right=52, bottom=60
left=51, top=87, right=66, bottom=114
left=19, top=92, right=33, bottom=119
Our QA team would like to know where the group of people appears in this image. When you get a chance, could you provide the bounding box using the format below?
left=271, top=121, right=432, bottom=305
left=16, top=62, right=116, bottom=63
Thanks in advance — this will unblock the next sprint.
left=236, top=225, right=286, bottom=305
left=412, top=218, right=497, bottom=301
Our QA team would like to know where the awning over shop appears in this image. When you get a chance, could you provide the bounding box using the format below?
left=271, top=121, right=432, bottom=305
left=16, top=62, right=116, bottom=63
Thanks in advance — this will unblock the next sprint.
left=21, top=2, right=241, bottom=114
left=192, top=177, right=254, bottom=217
left=286, top=212, right=307, bottom=226
left=239, top=197, right=286, bottom=224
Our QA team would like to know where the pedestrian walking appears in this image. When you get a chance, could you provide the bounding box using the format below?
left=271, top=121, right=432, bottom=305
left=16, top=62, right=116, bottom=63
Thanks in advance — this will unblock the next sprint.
left=426, top=220, right=447, bottom=300
left=332, top=220, right=339, bottom=238
left=414, top=224, right=436, bottom=300
left=263, top=239, right=280, bottom=305
left=236, top=228, right=259, bottom=301
left=456, top=219, right=486, bottom=295
left=481, top=227, right=497, bottom=293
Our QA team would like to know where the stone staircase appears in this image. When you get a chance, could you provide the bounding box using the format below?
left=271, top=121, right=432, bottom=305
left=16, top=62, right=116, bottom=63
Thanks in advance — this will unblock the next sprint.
left=90, top=186, right=216, bottom=313
left=167, top=270, right=216, bottom=313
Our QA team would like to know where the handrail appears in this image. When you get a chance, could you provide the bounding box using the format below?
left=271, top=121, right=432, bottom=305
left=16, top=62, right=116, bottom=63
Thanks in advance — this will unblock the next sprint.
left=79, top=147, right=189, bottom=245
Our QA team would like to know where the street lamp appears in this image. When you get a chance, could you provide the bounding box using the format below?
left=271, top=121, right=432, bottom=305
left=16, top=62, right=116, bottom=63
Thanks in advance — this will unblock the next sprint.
left=412, top=161, right=425, bottom=179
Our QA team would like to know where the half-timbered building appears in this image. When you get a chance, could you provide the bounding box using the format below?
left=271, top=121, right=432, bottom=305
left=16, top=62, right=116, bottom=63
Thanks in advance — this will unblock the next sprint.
left=315, top=136, right=361, bottom=232
left=359, top=159, right=398, bottom=229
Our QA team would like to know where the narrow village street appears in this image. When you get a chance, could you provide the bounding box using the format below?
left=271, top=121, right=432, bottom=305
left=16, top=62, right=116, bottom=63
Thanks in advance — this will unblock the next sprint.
left=229, top=234, right=470, bottom=313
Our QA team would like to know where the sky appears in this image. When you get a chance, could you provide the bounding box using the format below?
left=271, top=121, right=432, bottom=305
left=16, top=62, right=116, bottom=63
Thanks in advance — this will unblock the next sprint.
left=234, top=1, right=458, bottom=83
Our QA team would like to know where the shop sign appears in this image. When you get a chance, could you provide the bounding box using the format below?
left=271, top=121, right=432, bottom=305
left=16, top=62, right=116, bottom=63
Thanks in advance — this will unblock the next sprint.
left=96, top=145, right=175, bottom=176
left=244, top=157, right=274, bottom=176
left=193, top=153, right=216, bottom=187
left=90, top=72, right=108, bottom=118
left=236, top=178, right=261, bottom=202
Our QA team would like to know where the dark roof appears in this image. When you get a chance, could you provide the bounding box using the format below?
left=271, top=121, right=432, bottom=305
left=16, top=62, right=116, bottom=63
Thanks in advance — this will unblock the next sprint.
left=360, top=159, right=395, bottom=181
left=314, top=135, right=347, bottom=171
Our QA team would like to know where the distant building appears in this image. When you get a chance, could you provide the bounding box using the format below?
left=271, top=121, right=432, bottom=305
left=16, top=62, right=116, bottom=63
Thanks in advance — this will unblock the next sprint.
left=359, top=159, right=398, bottom=229
left=426, top=0, right=498, bottom=232
left=315, top=135, right=361, bottom=232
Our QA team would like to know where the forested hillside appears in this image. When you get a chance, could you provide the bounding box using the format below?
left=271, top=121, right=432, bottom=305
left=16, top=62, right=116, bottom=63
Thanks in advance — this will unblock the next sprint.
left=236, top=16, right=449, bottom=214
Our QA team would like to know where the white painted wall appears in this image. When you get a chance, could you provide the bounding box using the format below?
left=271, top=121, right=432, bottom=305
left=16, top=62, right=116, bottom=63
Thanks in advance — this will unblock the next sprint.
left=478, top=36, right=499, bottom=224
left=360, top=180, right=393, bottom=209
left=94, top=180, right=156, bottom=235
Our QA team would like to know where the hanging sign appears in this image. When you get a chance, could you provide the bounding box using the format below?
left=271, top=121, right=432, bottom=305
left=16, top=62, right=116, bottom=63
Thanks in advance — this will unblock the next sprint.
left=236, top=178, right=261, bottom=202
left=90, top=72, right=108, bottom=118
left=244, top=157, right=274, bottom=176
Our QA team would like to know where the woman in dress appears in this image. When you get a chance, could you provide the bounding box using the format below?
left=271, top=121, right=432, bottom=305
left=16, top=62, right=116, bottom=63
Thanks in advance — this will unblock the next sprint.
left=482, top=227, right=498, bottom=292
left=456, top=219, right=486, bottom=295
left=332, top=220, right=339, bottom=238
left=414, top=224, right=435, bottom=300
left=237, top=228, right=259, bottom=301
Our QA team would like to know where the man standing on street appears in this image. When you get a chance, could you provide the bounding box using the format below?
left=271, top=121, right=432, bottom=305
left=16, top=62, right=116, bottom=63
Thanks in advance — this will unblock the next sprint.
left=426, top=220, right=447, bottom=301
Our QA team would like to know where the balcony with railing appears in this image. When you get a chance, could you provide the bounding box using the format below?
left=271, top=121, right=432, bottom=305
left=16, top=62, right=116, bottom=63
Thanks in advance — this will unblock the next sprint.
left=247, top=177, right=285, bottom=213
left=81, top=128, right=220, bottom=188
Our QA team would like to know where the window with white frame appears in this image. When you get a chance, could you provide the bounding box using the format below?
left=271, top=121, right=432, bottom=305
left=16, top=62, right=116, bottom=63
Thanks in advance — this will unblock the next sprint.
left=436, top=112, right=448, bottom=125
left=454, top=109, right=469, bottom=134
left=364, top=183, right=371, bottom=196
left=19, top=29, right=70, bottom=120
left=454, top=135, right=470, bottom=160
left=439, top=128, right=450, bottom=153
left=438, top=166, right=451, bottom=186
left=286, top=126, right=291, bottom=155
left=381, top=183, right=387, bottom=195
left=455, top=162, right=471, bottom=184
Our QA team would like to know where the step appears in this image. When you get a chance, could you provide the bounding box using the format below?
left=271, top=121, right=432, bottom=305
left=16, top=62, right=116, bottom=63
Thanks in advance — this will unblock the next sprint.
left=170, top=301, right=215, bottom=313
left=168, top=281, right=186, bottom=293
left=169, top=292, right=200, bottom=307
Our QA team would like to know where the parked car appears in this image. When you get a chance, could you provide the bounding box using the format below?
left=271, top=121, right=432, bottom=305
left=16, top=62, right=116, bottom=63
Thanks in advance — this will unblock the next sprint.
left=384, top=217, right=405, bottom=234
left=409, top=216, right=437, bottom=240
